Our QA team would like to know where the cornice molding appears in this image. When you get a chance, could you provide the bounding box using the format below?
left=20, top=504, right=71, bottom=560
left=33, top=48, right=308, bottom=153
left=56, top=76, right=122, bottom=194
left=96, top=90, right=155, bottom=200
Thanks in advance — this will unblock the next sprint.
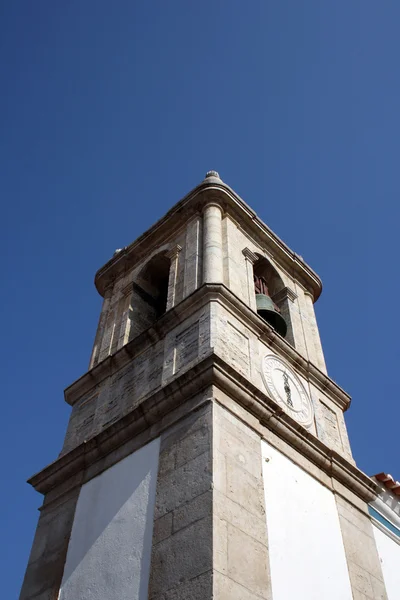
left=272, top=286, right=298, bottom=304
left=242, top=247, right=259, bottom=264
left=30, top=353, right=376, bottom=509
left=94, top=180, right=322, bottom=301
left=64, top=284, right=350, bottom=412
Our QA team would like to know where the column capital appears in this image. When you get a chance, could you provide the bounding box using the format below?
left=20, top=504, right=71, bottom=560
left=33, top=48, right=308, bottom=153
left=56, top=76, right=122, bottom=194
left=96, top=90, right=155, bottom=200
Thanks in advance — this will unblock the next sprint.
left=273, top=286, right=298, bottom=304
left=242, top=247, right=259, bottom=264
left=202, top=200, right=223, bottom=213
left=166, top=244, right=182, bottom=260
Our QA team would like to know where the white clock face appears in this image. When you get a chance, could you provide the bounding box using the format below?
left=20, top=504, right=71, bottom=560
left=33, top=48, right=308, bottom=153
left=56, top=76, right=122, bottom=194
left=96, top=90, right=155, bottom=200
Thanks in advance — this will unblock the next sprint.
left=261, top=355, right=314, bottom=428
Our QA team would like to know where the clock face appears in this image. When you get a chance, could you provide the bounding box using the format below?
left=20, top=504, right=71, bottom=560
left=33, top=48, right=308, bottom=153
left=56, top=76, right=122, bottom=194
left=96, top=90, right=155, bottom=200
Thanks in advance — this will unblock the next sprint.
left=261, top=355, right=314, bottom=428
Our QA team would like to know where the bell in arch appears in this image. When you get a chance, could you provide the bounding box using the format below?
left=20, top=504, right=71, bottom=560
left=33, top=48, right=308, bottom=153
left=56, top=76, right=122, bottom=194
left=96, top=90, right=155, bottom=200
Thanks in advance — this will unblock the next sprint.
left=254, top=275, right=287, bottom=338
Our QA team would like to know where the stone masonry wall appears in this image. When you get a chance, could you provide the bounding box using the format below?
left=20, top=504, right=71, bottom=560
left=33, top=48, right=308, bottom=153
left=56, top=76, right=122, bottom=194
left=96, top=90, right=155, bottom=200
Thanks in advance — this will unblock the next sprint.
left=19, top=489, right=80, bottom=600
left=220, top=214, right=327, bottom=373
left=212, top=399, right=271, bottom=600
left=62, top=303, right=212, bottom=455
left=148, top=400, right=213, bottom=599
left=211, top=301, right=352, bottom=460
left=336, top=492, right=388, bottom=599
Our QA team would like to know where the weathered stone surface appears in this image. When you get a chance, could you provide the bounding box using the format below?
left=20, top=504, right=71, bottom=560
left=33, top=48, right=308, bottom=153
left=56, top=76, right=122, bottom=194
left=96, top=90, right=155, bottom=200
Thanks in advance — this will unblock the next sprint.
left=337, top=496, right=388, bottom=599
left=173, top=490, right=212, bottom=533
left=152, top=512, right=173, bottom=545
left=19, top=491, right=79, bottom=600
left=227, top=524, right=270, bottom=598
left=213, top=403, right=271, bottom=600
left=214, top=571, right=266, bottom=600
left=149, top=516, right=212, bottom=596
left=161, top=571, right=212, bottom=600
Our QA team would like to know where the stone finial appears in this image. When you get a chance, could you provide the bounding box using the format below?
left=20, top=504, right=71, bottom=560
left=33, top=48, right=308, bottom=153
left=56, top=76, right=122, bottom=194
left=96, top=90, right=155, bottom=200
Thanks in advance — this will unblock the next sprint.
left=205, top=170, right=220, bottom=179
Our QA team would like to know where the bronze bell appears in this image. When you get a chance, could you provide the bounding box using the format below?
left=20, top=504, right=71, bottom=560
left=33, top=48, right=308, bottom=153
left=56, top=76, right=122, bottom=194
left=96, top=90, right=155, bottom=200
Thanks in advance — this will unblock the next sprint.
left=255, top=294, right=287, bottom=337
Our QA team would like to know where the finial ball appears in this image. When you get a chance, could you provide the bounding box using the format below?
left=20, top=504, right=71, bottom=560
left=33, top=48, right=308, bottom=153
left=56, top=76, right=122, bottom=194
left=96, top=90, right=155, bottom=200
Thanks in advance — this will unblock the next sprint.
left=205, top=170, right=220, bottom=179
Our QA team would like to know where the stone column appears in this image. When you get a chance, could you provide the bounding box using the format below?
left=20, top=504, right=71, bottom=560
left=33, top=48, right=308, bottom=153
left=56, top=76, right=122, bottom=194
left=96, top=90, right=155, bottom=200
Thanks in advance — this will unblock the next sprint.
left=242, top=248, right=258, bottom=312
left=166, top=245, right=182, bottom=310
left=203, top=203, right=223, bottom=284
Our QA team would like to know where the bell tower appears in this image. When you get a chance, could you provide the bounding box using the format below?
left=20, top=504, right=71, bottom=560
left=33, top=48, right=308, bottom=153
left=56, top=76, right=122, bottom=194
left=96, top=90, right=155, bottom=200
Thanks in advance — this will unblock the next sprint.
left=20, top=172, right=390, bottom=600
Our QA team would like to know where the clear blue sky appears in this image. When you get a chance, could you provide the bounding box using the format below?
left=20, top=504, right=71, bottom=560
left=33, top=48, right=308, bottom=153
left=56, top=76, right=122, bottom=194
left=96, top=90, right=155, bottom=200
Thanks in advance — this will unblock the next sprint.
left=1, top=2, right=399, bottom=597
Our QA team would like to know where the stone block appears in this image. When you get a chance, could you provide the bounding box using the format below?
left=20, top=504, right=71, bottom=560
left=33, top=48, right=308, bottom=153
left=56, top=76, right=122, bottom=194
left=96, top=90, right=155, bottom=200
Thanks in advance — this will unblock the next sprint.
left=339, top=515, right=385, bottom=580
left=213, top=449, right=227, bottom=494
left=226, top=457, right=265, bottom=518
left=148, top=516, right=212, bottom=597
left=175, top=422, right=210, bottom=468
left=154, top=450, right=211, bottom=520
left=336, top=495, right=374, bottom=539
left=19, top=492, right=79, bottom=600
left=153, top=512, right=173, bottom=545
left=161, top=571, right=212, bottom=600
left=214, top=515, right=228, bottom=575
left=214, top=489, right=267, bottom=546
left=215, top=424, right=261, bottom=479
left=214, top=571, right=266, bottom=600
left=347, top=561, right=374, bottom=598
left=215, top=402, right=261, bottom=452
left=226, top=524, right=269, bottom=599
left=173, top=490, right=212, bottom=533
left=370, top=574, right=388, bottom=600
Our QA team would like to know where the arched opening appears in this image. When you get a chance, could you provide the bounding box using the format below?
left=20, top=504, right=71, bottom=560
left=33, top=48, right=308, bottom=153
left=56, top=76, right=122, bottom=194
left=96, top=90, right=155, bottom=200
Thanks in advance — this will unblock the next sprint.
left=129, top=252, right=171, bottom=339
left=253, top=254, right=288, bottom=338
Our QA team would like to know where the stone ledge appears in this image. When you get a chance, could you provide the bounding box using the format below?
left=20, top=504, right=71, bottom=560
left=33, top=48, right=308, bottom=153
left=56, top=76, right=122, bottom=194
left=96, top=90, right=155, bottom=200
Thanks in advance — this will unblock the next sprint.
left=31, top=353, right=377, bottom=508
left=64, top=283, right=351, bottom=412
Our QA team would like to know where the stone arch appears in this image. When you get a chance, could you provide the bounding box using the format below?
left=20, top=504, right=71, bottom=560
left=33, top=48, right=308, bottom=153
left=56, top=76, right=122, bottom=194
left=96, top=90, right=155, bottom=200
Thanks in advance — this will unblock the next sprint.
left=253, top=254, right=294, bottom=344
left=129, top=251, right=171, bottom=339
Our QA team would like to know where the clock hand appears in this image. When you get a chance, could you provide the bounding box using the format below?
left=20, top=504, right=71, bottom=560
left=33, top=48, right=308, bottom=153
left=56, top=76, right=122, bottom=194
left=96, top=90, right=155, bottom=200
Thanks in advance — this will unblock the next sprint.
left=282, top=372, right=293, bottom=407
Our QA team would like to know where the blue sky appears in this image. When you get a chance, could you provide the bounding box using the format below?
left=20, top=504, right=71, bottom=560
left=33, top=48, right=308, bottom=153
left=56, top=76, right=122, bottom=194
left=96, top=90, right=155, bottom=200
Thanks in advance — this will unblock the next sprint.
left=2, top=2, right=399, bottom=596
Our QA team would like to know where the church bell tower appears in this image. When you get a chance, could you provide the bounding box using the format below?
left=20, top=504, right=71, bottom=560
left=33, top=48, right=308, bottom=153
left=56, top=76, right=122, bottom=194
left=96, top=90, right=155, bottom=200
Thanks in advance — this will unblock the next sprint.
left=20, top=172, right=390, bottom=600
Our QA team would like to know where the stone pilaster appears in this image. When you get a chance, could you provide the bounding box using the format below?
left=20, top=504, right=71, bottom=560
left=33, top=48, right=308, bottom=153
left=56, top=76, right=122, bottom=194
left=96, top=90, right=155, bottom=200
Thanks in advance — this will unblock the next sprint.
left=183, top=215, right=202, bottom=298
left=213, top=400, right=272, bottom=600
left=19, top=490, right=80, bottom=600
left=89, top=287, right=112, bottom=369
left=148, top=401, right=213, bottom=600
left=166, top=245, right=182, bottom=310
left=242, top=247, right=259, bottom=312
left=304, top=290, right=327, bottom=373
left=336, top=492, right=388, bottom=599
left=115, top=284, right=133, bottom=350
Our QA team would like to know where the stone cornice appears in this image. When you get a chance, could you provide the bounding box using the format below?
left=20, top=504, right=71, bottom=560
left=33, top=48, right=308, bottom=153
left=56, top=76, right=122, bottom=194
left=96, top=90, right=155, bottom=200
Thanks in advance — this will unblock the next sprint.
left=64, top=284, right=350, bottom=412
left=94, top=179, right=322, bottom=301
left=30, top=353, right=376, bottom=508
left=212, top=356, right=378, bottom=503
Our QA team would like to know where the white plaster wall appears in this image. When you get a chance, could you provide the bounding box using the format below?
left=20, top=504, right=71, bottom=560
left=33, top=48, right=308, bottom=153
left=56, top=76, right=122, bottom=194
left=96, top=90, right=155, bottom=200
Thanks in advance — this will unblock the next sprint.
left=59, top=437, right=160, bottom=600
left=261, top=440, right=353, bottom=600
left=372, top=524, right=400, bottom=599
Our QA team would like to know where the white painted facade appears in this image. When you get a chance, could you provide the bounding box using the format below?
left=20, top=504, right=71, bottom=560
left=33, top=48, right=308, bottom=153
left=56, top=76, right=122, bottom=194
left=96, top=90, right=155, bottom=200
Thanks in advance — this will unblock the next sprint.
left=59, top=438, right=160, bottom=600
left=372, top=522, right=400, bottom=599
left=261, top=440, right=353, bottom=600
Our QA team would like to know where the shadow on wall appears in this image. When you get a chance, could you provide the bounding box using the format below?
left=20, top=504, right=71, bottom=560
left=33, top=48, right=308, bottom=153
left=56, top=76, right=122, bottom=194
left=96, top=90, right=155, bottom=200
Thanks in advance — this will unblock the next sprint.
left=59, top=438, right=160, bottom=600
